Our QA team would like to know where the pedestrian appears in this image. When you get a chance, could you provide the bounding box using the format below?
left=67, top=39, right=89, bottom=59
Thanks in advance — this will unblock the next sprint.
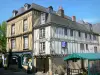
left=27, top=59, right=32, bottom=74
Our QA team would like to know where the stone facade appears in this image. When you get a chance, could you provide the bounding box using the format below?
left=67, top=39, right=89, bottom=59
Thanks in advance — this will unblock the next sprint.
left=6, top=11, right=33, bottom=52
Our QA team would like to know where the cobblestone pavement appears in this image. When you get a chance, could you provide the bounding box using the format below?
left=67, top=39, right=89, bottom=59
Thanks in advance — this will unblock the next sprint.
left=0, top=68, right=34, bottom=75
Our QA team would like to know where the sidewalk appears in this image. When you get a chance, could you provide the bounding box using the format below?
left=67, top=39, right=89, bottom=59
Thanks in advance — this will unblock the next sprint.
left=0, top=68, right=34, bottom=75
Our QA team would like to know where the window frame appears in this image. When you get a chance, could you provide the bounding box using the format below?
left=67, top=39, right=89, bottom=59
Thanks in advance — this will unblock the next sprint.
left=11, top=38, right=16, bottom=49
left=39, top=28, right=45, bottom=38
left=23, top=35, right=29, bottom=50
left=23, top=19, right=28, bottom=32
left=39, top=42, right=45, bottom=54
left=40, top=13, right=46, bottom=24
left=70, top=29, right=73, bottom=36
left=89, top=34, right=91, bottom=40
left=11, top=24, right=15, bottom=35
left=80, top=43, right=84, bottom=50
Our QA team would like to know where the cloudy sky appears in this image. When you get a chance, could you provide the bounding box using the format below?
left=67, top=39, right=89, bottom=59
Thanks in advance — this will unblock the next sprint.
left=0, top=0, right=100, bottom=24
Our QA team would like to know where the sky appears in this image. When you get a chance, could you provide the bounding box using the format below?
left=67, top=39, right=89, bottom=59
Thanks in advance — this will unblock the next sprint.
left=0, top=0, right=100, bottom=24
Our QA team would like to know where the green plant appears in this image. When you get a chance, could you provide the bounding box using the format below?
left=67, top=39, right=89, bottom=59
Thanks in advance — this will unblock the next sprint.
left=4, top=64, right=7, bottom=67
left=82, top=72, right=87, bottom=75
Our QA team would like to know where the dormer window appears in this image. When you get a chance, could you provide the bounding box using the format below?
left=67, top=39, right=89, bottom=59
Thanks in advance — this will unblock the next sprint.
left=41, top=13, right=46, bottom=24
left=12, top=10, right=18, bottom=17
left=24, top=3, right=30, bottom=10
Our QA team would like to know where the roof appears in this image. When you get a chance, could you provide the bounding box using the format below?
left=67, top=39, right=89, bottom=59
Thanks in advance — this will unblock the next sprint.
left=49, top=14, right=92, bottom=33
left=34, top=13, right=98, bottom=34
left=92, top=23, right=100, bottom=34
left=7, top=3, right=99, bottom=34
left=7, top=3, right=56, bottom=22
left=7, top=3, right=71, bottom=22
left=64, top=53, right=100, bottom=60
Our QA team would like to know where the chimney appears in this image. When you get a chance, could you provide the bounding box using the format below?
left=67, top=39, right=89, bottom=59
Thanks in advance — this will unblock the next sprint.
left=24, top=3, right=31, bottom=10
left=48, top=6, right=53, bottom=13
left=57, top=6, right=64, bottom=18
left=12, top=10, right=18, bottom=17
left=72, top=16, right=76, bottom=21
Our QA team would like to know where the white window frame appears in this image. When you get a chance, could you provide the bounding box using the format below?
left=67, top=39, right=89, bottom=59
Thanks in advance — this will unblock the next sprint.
left=39, top=42, right=45, bottom=53
left=93, top=35, right=96, bottom=40
left=41, top=13, right=46, bottom=24
left=70, top=29, right=73, bottom=36
left=39, top=28, right=45, bottom=38
left=64, top=28, right=67, bottom=35
left=86, top=44, right=88, bottom=50
left=78, top=31, right=81, bottom=37
left=94, top=46, right=97, bottom=53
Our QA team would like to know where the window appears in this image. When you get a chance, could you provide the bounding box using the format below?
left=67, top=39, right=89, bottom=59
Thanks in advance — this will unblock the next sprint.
left=85, top=33, right=87, bottom=38
left=23, top=19, right=28, bottom=32
left=80, top=43, right=84, bottom=50
left=41, top=13, right=46, bottom=24
left=23, top=36, right=28, bottom=49
left=86, top=44, right=88, bottom=50
left=70, top=29, right=73, bottom=36
left=11, top=24, right=15, bottom=35
left=23, top=56, right=28, bottom=65
left=39, top=42, right=45, bottom=53
left=22, top=54, right=31, bottom=65
left=78, top=31, right=81, bottom=37
left=94, top=46, right=97, bottom=53
left=89, top=34, right=91, bottom=39
left=39, top=28, right=45, bottom=38
left=64, top=28, right=67, bottom=35
left=11, top=39, right=15, bottom=49
left=93, top=35, right=96, bottom=40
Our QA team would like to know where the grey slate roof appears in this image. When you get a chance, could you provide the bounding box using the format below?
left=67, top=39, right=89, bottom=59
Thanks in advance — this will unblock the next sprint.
left=7, top=3, right=71, bottom=22
left=7, top=3, right=99, bottom=35
left=93, top=23, right=100, bottom=34
left=34, top=13, right=97, bottom=34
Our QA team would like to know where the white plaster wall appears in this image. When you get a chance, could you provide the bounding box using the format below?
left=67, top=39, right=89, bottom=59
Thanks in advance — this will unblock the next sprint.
left=51, top=41, right=99, bottom=54
left=33, top=26, right=99, bottom=55
left=34, top=29, right=39, bottom=55
left=51, top=26, right=99, bottom=54
left=34, top=26, right=51, bottom=55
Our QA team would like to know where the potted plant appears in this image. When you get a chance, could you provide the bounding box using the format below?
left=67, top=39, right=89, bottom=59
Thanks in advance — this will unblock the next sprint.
left=4, top=64, right=7, bottom=70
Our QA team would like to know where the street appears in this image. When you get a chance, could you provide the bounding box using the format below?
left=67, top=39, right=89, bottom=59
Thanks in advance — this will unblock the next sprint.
left=0, top=68, right=34, bottom=75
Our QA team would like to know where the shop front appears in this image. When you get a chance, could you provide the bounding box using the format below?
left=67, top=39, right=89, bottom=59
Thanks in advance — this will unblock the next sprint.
left=7, top=51, right=32, bottom=70
left=21, top=53, right=32, bottom=70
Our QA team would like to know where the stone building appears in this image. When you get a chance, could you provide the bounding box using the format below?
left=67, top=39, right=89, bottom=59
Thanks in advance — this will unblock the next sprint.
left=6, top=3, right=33, bottom=69
left=33, top=4, right=99, bottom=74
left=6, top=3, right=100, bottom=74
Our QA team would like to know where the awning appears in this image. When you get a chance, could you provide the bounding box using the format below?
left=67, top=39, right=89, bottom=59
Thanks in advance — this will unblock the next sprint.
left=64, top=53, right=100, bottom=61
